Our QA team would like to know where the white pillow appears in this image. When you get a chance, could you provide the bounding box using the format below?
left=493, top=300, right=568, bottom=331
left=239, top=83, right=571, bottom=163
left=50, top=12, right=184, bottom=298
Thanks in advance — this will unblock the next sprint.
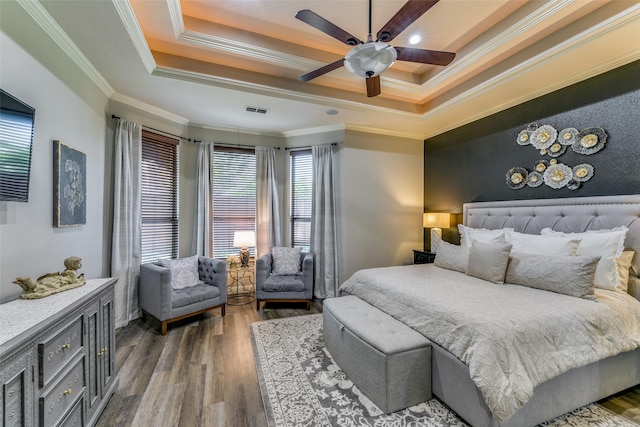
left=458, top=224, right=512, bottom=248
left=271, top=247, right=302, bottom=275
left=466, top=240, right=512, bottom=284
left=507, top=231, right=580, bottom=256
left=159, top=255, right=200, bottom=289
left=540, top=226, right=627, bottom=258
left=434, top=241, right=469, bottom=273
left=592, top=251, right=635, bottom=293
left=505, top=252, right=598, bottom=300
left=541, top=227, right=629, bottom=291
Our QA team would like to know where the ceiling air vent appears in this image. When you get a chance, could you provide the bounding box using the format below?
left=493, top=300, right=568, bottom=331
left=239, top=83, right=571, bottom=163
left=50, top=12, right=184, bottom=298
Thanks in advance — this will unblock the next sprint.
left=245, top=105, right=269, bottom=114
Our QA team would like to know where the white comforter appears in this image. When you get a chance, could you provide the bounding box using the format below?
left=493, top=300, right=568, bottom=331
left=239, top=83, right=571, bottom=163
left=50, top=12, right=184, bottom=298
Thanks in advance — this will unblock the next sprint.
left=339, top=264, right=640, bottom=423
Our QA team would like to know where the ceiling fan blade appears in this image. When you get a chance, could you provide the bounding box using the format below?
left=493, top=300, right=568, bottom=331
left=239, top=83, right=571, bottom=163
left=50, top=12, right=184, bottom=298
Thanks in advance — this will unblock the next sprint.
left=298, top=59, right=345, bottom=82
left=377, top=0, right=439, bottom=43
left=295, top=10, right=362, bottom=46
left=365, top=75, right=381, bottom=97
left=394, top=47, right=455, bottom=66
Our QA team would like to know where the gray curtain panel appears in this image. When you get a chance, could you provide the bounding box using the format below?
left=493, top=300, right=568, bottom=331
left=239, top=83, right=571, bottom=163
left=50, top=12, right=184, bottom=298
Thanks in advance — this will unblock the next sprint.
left=111, top=119, right=142, bottom=328
left=311, top=144, right=339, bottom=299
left=192, top=141, right=215, bottom=257
left=256, top=147, right=282, bottom=257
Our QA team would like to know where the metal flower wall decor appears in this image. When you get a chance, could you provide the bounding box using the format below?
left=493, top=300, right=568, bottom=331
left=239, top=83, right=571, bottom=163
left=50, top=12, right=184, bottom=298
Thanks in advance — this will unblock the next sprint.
left=507, top=123, right=606, bottom=191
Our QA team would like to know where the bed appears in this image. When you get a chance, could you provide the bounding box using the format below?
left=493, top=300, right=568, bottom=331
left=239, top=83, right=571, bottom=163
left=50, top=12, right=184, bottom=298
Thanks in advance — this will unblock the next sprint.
left=339, top=195, right=640, bottom=427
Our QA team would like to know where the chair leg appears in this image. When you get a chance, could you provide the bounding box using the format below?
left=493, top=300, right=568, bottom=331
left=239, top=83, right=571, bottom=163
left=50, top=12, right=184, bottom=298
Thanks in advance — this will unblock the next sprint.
left=256, top=299, right=261, bottom=311
left=161, top=321, right=168, bottom=336
left=306, top=301, right=311, bottom=310
left=221, top=304, right=226, bottom=316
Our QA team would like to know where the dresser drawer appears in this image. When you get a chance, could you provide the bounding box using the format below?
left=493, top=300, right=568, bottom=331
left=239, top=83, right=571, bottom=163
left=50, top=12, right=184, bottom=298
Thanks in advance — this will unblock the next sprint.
left=39, top=316, right=84, bottom=388
left=58, top=395, right=84, bottom=427
left=40, top=356, right=85, bottom=427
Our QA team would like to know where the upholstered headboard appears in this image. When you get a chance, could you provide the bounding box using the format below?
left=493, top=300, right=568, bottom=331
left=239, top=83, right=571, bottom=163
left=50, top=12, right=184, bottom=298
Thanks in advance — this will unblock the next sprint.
left=463, top=195, right=640, bottom=300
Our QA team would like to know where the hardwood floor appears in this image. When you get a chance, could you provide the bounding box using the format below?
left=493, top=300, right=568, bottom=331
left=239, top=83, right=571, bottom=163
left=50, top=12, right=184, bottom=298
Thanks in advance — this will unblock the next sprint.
left=96, top=302, right=640, bottom=426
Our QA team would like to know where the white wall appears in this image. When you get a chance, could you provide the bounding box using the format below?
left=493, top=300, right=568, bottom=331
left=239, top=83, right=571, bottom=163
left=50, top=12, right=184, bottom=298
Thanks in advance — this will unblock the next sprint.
left=339, top=130, right=424, bottom=284
left=0, top=21, right=109, bottom=302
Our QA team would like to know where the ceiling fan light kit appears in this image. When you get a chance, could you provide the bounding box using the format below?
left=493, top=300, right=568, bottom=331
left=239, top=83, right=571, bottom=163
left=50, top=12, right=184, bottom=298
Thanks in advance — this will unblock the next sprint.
left=295, top=0, right=455, bottom=97
left=343, top=42, right=397, bottom=78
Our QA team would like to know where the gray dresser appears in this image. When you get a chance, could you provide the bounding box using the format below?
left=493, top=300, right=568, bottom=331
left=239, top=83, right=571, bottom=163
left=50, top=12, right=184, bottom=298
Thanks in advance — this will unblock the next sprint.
left=0, top=278, right=118, bottom=427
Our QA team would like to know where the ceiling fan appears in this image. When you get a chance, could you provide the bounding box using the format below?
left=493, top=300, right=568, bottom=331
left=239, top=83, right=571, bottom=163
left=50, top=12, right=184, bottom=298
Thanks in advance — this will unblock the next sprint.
left=295, top=0, right=455, bottom=97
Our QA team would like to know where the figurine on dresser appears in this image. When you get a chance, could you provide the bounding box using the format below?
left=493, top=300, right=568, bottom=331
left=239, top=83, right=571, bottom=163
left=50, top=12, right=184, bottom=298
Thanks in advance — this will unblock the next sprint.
left=13, top=256, right=86, bottom=299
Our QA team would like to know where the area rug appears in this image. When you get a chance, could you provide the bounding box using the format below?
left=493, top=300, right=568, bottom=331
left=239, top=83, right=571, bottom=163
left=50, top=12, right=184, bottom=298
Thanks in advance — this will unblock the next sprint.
left=250, top=314, right=638, bottom=427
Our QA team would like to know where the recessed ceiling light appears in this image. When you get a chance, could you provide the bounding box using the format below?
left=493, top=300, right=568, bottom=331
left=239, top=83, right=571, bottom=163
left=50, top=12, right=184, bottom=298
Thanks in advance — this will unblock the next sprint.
left=408, top=35, right=421, bottom=45
left=326, top=109, right=339, bottom=116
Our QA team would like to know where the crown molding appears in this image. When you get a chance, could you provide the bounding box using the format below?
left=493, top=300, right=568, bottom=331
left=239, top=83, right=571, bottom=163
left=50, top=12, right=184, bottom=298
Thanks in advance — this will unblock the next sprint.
left=16, top=0, right=114, bottom=97
left=111, top=0, right=156, bottom=74
left=166, top=0, right=184, bottom=39
left=151, top=66, right=421, bottom=118
left=110, top=92, right=189, bottom=126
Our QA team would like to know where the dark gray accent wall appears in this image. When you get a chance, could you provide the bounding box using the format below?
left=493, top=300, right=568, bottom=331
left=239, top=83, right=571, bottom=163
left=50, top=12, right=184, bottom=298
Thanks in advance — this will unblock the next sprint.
left=424, top=60, right=640, bottom=217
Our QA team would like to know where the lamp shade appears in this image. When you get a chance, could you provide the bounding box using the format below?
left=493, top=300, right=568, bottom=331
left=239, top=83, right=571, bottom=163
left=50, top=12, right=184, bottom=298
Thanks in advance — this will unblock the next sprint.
left=423, top=213, right=450, bottom=229
left=233, top=230, right=256, bottom=248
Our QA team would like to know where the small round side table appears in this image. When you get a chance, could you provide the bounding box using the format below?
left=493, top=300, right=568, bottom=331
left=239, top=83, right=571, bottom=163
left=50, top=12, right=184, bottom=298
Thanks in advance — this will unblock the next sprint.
left=227, top=264, right=255, bottom=305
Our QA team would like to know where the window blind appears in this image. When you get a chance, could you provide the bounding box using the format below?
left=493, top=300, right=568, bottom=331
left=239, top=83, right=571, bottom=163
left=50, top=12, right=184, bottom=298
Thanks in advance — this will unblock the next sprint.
left=140, top=130, right=179, bottom=264
left=213, top=147, right=256, bottom=258
left=0, top=104, right=34, bottom=202
left=290, top=150, right=312, bottom=251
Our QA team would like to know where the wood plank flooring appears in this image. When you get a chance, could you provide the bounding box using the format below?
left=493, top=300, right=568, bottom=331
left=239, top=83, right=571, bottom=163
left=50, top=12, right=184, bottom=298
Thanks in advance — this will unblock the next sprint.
left=96, top=302, right=640, bottom=426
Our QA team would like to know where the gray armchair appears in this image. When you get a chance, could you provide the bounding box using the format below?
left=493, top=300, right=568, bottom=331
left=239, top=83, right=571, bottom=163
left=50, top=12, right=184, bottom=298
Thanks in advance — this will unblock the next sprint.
left=139, top=256, right=227, bottom=335
left=255, top=251, right=313, bottom=310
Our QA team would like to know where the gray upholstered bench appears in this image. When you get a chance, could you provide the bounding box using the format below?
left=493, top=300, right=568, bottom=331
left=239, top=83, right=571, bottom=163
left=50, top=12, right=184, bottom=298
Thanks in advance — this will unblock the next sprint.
left=323, top=295, right=432, bottom=413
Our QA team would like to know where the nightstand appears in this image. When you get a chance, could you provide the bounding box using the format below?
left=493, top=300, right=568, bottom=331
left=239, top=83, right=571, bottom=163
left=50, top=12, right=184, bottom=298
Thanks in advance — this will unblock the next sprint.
left=413, top=250, right=436, bottom=264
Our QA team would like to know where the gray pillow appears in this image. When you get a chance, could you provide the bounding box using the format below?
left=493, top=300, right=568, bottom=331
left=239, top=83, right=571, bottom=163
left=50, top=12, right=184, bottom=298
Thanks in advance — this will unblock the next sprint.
left=434, top=241, right=469, bottom=273
left=505, top=252, right=599, bottom=300
left=159, top=255, right=199, bottom=289
left=465, top=240, right=513, bottom=284
left=271, top=247, right=302, bottom=275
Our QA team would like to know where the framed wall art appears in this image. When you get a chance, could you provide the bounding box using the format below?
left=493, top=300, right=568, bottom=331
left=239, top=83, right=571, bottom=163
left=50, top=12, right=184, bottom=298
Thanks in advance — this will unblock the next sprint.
left=53, top=140, right=86, bottom=227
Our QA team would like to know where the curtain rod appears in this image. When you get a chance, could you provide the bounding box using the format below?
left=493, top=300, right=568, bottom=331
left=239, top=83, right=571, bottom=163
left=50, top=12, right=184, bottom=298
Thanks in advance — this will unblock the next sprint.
left=111, top=115, right=192, bottom=142
left=285, top=142, right=338, bottom=151
left=194, top=141, right=280, bottom=150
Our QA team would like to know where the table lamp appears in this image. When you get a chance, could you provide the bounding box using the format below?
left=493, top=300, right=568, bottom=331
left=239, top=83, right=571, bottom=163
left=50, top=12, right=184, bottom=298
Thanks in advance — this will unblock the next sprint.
left=233, top=230, right=256, bottom=267
left=423, top=213, right=450, bottom=253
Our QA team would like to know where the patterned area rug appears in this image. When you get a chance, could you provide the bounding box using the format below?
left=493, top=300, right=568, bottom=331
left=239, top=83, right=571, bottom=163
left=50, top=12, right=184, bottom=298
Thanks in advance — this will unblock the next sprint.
left=250, top=314, right=638, bottom=427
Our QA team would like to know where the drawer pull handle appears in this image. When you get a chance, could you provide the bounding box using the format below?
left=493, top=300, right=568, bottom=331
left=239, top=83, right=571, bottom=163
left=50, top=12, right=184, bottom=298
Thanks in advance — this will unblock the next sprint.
left=61, top=343, right=71, bottom=350
left=63, top=388, right=72, bottom=395
left=98, top=348, right=108, bottom=356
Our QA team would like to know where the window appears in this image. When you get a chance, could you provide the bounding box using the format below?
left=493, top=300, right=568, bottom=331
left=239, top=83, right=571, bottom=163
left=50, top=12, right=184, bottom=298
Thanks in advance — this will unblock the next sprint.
left=213, top=147, right=256, bottom=258
left=290, top=150, right=312, bottom=251
left=140, top=130, right=179, bottom=264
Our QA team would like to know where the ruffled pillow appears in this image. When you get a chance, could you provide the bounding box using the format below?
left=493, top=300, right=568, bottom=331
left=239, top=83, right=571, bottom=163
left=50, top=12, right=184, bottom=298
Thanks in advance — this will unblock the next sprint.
left=507, top=231, right=580, bottom=256
left=458, top=224, right=511, bottom=248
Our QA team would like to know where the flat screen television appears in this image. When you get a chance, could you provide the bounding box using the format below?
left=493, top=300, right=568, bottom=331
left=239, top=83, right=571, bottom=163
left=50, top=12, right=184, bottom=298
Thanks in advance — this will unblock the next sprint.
left=0, top=89, right=35, bottom=202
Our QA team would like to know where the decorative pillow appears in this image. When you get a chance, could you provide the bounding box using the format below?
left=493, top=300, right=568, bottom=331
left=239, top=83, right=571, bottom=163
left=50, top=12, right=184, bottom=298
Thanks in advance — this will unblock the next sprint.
left=434, top=241, right=469, bottom=273
left=507, top=231, right=580, bottom=256
left=540, top=227, right=629, bottom=291
left=159, top=255, right=200, bottom=289
left=594, top=251, right=635, bottom=293
left=465, top=240, right=512, bottom=284
left=458, top=224, right=512, bottom=248
left=271, top=247, right=302, bottom=275
left=505, top=252, right=599, bottom=300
